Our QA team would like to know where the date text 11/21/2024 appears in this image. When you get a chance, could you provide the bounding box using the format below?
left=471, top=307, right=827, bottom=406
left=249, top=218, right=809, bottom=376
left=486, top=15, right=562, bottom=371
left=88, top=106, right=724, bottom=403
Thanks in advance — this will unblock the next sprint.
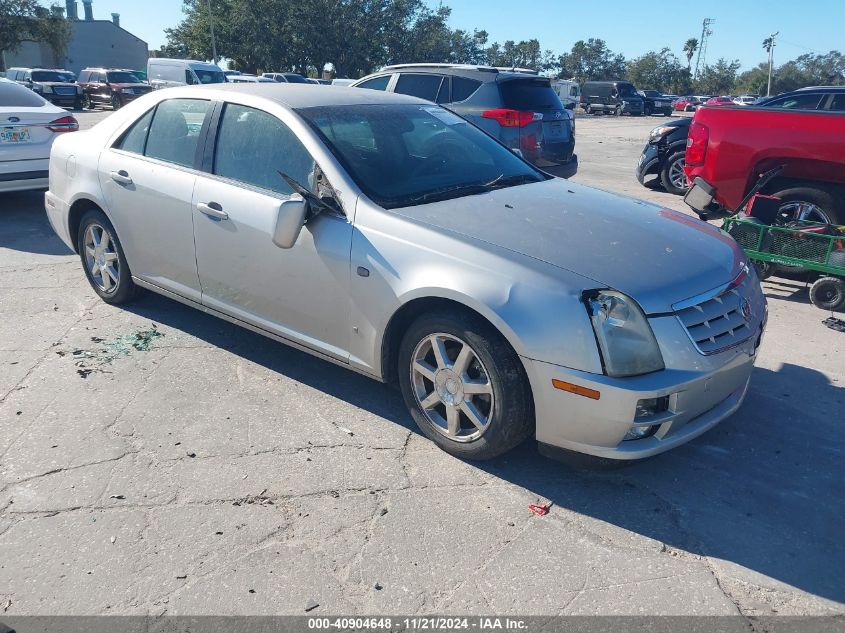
left=307, top=617, right=528, bottom=630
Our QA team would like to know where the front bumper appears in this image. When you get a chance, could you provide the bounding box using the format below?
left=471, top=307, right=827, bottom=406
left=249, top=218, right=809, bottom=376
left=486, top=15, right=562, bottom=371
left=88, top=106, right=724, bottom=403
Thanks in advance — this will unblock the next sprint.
left=44, top=190, right=75, bottom=251
left=636, top=143, right=660, bottom=184
left=523, top=315, right=764, bottom=460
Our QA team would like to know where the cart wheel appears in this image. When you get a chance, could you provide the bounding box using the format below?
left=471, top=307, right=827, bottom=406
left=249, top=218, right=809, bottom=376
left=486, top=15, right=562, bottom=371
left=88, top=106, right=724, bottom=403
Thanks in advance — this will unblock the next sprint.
left=809, top=277, right=845, bottom=311
left=754, top=260, right=775, bottom=280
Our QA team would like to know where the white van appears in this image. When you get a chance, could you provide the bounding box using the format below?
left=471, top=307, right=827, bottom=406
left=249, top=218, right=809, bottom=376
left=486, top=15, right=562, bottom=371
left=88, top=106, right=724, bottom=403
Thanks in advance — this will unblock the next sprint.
left=553, top=79, right=581, bottom=109
left=147, top=59, right=226, bottom=90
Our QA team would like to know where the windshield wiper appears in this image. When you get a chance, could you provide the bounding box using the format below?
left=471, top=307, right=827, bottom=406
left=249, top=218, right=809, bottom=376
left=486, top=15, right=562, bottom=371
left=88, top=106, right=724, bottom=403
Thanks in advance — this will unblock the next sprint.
left=407, top=183, right=493, bottom=205
left=482, top=173, right=540, bottom=190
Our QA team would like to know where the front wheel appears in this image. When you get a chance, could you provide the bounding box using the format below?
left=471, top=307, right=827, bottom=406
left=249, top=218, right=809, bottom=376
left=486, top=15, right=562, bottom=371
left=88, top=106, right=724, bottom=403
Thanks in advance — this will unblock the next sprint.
left=397, top=311, right=534, bottom=460
left=809, top=277, right=845, bottom=311
left=77, top=209, right=136, bottom=304
left=111, top=95, right=121, bottom=110
left=81, top=93, right=92, bottom=110
left=660, top=151, right=690, bottom=195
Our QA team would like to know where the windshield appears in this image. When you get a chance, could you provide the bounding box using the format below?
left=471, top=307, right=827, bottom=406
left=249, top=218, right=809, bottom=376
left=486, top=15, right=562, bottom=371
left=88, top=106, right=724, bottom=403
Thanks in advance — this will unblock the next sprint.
left=297, top=104, right=547, bottom=209
left=193, top=69, right=226, bottom=84
left=107, top=71, right=142, bottom=84
left=284, top=74, right=309, bottom=84
left=32, top=71, right=71, bottom=83
left=618, top=84, right=638, bottom=97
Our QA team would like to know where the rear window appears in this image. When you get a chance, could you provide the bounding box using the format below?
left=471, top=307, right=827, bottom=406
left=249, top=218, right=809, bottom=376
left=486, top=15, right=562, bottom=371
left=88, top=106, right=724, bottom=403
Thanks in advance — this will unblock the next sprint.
left=499, top=78, right=562, bottom=110
left=0, top=80, right=47, bottom=107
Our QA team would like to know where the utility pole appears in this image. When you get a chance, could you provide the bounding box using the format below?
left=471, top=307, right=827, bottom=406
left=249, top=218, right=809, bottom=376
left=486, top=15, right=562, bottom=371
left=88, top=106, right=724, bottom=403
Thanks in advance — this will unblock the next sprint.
left=766, top=32, right=778, bottom=97
left=694, top=18, right=715, bottom=80
left=206, top=0, right=218, bottom=64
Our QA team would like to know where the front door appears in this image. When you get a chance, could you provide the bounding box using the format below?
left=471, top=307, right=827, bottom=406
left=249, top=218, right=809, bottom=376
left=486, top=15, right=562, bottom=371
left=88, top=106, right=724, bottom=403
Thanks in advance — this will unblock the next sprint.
left=98, top=98, right=212, bottom=301
left=192, top=102, right=353, bottom=361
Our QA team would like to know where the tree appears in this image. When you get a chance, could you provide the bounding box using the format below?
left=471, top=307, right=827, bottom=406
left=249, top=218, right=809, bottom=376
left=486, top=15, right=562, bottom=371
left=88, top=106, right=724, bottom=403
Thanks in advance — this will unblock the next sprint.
left=0, top=0, right=70, bottom=70
left=694, top=58, right=741, bottom=94
left=626, top=48, right=691, bottom=94
left=682, top=38, right=698, bottom=69
left=558, top=38, right=626, bottom=82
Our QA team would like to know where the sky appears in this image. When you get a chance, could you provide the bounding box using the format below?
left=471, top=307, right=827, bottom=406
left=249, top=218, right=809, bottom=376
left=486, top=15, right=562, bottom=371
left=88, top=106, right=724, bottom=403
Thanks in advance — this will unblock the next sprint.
left=69, top=0, right=841, bottom=71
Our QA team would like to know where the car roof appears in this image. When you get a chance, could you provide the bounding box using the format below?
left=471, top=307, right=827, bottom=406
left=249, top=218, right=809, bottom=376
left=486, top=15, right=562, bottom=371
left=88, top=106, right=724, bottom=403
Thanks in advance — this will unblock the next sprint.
left=184, top=83, right=430, bottom=108
left=795, top=85, right=845, bottom=92
left=365, top=63, right=538, bottom=82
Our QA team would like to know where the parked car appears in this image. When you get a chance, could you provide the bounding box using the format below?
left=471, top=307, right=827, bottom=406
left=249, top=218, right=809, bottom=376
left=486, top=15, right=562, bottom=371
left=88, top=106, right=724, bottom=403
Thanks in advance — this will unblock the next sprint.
left=5, top=67, right=82, bottom=109
left=638, top=90, right=674, bottom=116
left=581, top=80, right=644, bottom=116
left=636, top=118, right=691, bottom=195
left=684, top=104, right=845, bottom=224
left=756, top=86, right=845, bottom=111
left=0, top=78, right=78, bottom=193
left=352, top=63, right=577, bottom=178
left=129, top=70, right=148, bottom=83
left=228, top=74, right=276, bottom=83
left=733, top=94, right=759, bottom=105
left=552, top=79, right=580, bottom=109
left=78, top=68, right=153, bottom=110
left=147, top=59, right=227, bottom=90
left=704, top=96, right=736, bottom=107
left=44, top=83, right=767, bottom=460
left=673, top=96, right=704, bottom=112
left=262, top=73, right=309, bottom=84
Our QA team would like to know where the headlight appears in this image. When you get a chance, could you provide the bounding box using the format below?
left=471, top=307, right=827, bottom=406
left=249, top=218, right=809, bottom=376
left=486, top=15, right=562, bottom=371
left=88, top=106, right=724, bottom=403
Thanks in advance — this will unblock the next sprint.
left=584, top=290, right=665, bottom=377
left=41, top=84, right=53, bottom=94
left=649, top=125, right=674, bottom=142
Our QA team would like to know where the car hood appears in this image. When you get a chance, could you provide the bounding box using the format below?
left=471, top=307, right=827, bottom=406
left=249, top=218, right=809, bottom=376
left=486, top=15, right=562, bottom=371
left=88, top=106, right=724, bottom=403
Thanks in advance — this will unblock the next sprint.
left=391, top=179, right=747, bottom=314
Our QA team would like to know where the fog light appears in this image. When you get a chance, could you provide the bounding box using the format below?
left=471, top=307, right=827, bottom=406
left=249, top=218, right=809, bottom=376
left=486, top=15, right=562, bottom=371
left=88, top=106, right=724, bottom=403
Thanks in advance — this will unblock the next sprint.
left=623, top=424, right=659, bottom=441
left=635, top=396, right=669, bottom=420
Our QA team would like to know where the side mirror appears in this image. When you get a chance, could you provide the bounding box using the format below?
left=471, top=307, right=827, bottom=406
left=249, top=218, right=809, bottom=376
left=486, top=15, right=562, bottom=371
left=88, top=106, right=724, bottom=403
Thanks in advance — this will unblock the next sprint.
left=272, top=196, right=308, bottom=249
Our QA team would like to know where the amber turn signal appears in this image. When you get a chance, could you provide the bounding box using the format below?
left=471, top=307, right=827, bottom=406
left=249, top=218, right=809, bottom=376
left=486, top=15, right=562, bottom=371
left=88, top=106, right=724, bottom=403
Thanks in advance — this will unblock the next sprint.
left=551, top=379, right=601, bottom=400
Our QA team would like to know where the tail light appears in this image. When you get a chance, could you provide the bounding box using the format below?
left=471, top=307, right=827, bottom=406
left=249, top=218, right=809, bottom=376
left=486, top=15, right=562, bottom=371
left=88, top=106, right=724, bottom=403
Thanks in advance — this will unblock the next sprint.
left=482, top=109, right=542, bottom=128
left=685, top=121, right=709, bottom=166
left=47, top=116, right=79, bottom=133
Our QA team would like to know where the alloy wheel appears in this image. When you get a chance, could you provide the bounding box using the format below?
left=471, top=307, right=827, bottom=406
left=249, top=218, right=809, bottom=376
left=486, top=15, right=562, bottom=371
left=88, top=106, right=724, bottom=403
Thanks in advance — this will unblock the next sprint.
left=668, top=157, right=688, bottom=190
left=778, top=201, right=832, bottom=224
left=410, top=333, right=494, bottom=442
left=83, top=224, right=120, bottom=293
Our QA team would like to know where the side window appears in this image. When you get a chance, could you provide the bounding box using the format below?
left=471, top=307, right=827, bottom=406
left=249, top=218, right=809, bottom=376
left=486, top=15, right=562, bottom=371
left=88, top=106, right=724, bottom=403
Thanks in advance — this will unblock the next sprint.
left=394, top=74, right=442, bottom=102
left=356, top=75, right=390, bottom=91
left=115, top=107, right=155, bottom=154
left=766, top=93, right=823, bottom=110
left=451, top=77, right=482, bottom=102
left=213, top=103, right=314, bottom=195
left=144, top=99, right=210, bottom=168
left=826, top=94, right=845, bottom=111
left=185, top=70, right=196, bottom=85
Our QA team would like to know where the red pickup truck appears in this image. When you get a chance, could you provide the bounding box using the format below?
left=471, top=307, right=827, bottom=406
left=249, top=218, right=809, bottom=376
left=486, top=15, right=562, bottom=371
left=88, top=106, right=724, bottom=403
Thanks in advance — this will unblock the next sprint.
left=683, top=106, right=845, bottom=225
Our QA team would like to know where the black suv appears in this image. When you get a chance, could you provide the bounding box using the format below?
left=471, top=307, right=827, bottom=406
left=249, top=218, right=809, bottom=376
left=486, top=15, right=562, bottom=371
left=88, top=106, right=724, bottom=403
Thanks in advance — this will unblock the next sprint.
left=351, top=64, right=577, bottom=178
left=638, top=90, right=674, bottom=116
left=636, top=118, right=691, bottom=195
left=6, top=67, right=81, bottom=108
left=581, top=80, right=644, bottom=116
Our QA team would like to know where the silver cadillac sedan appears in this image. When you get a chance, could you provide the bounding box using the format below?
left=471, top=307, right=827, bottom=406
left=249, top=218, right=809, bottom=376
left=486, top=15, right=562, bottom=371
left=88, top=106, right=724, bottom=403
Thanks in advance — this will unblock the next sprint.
left=45, top=85, right=767, bottom=461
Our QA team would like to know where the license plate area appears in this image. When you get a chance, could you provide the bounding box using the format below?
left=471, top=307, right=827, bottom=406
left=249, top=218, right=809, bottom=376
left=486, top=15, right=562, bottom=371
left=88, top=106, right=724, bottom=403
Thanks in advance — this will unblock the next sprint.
left=0, top=128, right=31, bottom=143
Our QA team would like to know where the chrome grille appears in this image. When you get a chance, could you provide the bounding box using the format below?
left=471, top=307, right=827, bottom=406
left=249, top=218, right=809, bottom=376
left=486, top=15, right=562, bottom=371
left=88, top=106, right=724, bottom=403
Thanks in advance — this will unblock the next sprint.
left=675, top=271, right=755, bottom=355
left=54, top=86, right=76, bottom=95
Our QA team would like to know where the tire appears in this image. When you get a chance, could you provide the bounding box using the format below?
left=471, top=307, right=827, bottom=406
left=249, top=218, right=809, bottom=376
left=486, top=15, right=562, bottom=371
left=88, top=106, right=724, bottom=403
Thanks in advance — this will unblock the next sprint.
left=754, top=260, right=775, bottom=280
left=81, top=93, right=92, bottom=110
left=769, top=186, right=841, bottom=225
left=614, top=105, right=622, bottom=117
left=397, top=310, right=534, bottom=460
left=584, top=104, right=591, bottom=115
left=809, top=277, right=845, bottom=311
left=644, top=104, right=653, bottom=116
left=659, top=151, right=690, bottom=195
left=111, top=94, right=121, bottom=110
left=663, top=108, right=673, bottom=117
left=77, top=209, right=136, bottom=304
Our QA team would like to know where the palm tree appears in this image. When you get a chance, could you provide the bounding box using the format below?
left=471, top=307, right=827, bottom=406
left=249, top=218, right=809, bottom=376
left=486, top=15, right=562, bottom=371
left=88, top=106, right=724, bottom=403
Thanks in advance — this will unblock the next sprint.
left=762, top=36, right=774, bottom=53
left=683, top=38, right=699, bottom=69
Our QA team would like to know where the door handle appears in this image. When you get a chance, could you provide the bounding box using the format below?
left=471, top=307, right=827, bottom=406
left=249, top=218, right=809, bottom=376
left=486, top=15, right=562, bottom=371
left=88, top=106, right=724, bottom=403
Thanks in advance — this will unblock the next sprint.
left=197, top=201, right=228, bottom=220
left=110, top=170, right=133, bottom=185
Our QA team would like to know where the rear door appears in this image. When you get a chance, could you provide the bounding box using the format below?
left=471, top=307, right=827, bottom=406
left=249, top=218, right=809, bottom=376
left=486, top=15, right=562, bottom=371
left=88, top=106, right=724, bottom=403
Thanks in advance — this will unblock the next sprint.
left=498, top=77, right=571, bottom=165
left=393, top=73, right=445, bottom=103
left=98, top=97, right=212, bottom=301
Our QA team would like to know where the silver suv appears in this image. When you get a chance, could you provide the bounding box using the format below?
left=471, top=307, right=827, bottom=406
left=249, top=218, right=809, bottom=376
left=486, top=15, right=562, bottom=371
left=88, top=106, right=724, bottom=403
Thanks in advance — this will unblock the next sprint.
left=45, top=85, right=766, bottom=461
left=6, top=67, right=81, bottom=109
